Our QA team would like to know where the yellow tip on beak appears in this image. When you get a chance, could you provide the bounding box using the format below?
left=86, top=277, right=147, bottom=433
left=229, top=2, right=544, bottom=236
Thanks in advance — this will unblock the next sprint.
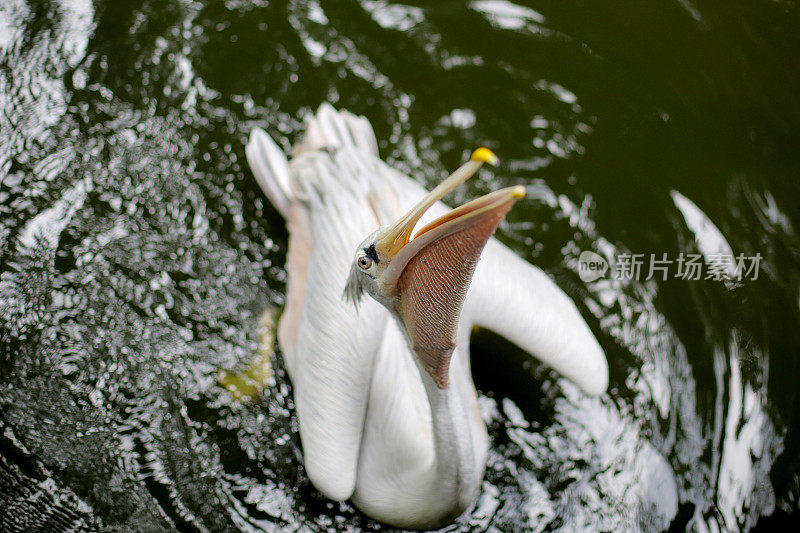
left=471, top=147, right=499, bottom=166
left=511, top=185, right=526, bottom=198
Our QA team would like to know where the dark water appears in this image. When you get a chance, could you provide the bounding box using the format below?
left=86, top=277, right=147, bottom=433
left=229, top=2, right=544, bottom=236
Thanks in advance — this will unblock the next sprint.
left=1, top=0, right=799, bottom=531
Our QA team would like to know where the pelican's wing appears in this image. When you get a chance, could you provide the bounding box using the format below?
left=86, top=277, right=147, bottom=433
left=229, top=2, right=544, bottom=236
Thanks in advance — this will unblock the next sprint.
left=246, top=128, right=293, bottom=218
left=465, top=240, right=608, bottom=395
left=285, top=151, right=390, bottom=501
left=278, top=106, right=397, bottom=501
left=247, top=106, right=390, bottom=500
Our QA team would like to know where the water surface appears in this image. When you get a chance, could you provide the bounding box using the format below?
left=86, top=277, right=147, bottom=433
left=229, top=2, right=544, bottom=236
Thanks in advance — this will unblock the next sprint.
left=1, top=1, right=799, bottom=531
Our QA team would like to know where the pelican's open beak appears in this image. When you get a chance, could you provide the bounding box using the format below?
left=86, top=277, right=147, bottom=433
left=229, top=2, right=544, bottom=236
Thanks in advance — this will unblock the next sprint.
left=374, top=148, right=525, bottom=387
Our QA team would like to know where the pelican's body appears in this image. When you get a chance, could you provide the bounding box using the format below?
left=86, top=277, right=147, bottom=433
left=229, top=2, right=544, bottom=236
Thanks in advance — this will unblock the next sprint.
left=246, top=105, right=607, bottom=529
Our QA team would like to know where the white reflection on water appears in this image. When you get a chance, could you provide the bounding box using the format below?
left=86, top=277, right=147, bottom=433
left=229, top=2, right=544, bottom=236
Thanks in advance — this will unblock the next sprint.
left=0, top=0, right=93, bottom=172
left=19, top=177, right=88, bottom=248
left=545, top=182, right=782, bottom=530
left=712, top=338, right=776, bottom=532
left=470, top=0, right=546, bottom=30
left=671, top=190, right=736, bottom=277
left=362, top=1, right=424, bottom=32
left=671, top=189, right=779, bottom=527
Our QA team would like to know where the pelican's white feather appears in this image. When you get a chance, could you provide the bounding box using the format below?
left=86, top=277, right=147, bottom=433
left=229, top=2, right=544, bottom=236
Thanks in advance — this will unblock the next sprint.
left=245, top=128, right=292, bottom=218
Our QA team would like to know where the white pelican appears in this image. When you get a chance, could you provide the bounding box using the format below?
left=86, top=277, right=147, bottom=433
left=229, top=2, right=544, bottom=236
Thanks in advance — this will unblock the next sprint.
left=245, top=104, right=608, bottom=529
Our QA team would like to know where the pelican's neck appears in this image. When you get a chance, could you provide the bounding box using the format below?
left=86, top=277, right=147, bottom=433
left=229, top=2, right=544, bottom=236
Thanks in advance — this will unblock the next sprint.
left=351, top=319, right=487, bottom=529
left=416, top=358, right=481, bottom=522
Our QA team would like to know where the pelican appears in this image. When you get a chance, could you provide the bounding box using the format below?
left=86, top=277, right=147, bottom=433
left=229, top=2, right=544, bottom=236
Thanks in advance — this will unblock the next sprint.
left=245, top=104, right=607, bottom=529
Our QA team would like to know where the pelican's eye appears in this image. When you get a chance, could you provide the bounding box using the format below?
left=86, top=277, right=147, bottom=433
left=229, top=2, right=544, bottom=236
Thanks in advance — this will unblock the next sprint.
left=358, top=256, right=373, bottom=270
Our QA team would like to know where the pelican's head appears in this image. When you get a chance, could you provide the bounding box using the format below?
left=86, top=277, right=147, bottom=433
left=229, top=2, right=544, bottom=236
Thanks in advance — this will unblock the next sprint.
left=344, top=148, right=525, bottom=387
